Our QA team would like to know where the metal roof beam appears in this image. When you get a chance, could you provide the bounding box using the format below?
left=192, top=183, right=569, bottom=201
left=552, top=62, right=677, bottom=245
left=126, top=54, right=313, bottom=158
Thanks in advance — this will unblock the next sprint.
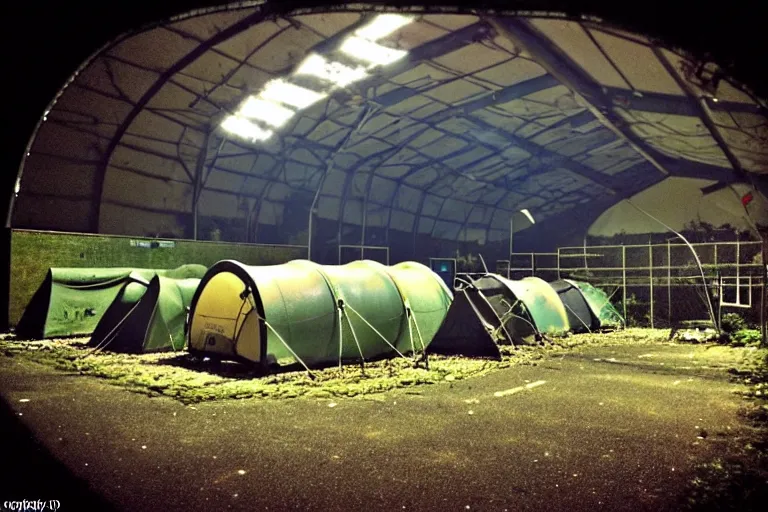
left=460, top=114, right=622, bottom=194
left=652, top=46, right=748, bottom=178
left=492, top=18, right=672, bottom=179
left=602, top=87, right=766, bottom=116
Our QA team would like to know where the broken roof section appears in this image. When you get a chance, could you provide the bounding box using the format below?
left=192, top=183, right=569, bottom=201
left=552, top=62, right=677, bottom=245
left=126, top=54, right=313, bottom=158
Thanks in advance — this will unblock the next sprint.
left=12, top=5, right=767, bottom=248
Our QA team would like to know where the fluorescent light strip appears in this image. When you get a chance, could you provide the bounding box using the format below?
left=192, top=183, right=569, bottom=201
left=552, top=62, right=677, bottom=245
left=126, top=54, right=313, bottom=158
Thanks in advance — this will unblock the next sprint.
left=340, top=36, right=408, bottom=67
left=221, top=115, right=273, bottom=142
left=355, top=14, right=414, bottom=42
left=238, top=97, right=295, bottom=128
left=259, top=79, right=328, bottom=109
left=295, top=53, right=369, bottom=87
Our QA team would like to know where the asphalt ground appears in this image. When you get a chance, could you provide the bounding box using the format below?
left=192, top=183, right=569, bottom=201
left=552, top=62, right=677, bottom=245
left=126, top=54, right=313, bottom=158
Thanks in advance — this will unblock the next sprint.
left=0, top=342, right=758, bottom=511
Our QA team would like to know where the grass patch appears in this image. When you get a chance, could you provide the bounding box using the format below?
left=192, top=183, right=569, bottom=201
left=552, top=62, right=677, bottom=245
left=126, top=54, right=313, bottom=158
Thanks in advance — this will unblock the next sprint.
left=0, top=329, right=671, bottom=404
left=682, top=343, right=768, bottom=511
left=0, top=338, right=517, bottom=404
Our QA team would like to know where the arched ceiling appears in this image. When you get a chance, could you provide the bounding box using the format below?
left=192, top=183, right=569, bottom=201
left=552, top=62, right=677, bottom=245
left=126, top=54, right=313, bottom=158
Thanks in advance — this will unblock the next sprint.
left=12, top=4, right=768, bottom=247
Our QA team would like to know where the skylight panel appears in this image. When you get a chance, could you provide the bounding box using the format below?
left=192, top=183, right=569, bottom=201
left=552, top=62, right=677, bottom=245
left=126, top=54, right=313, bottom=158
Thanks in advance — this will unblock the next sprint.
left=258, top=79, right=328, bottom=109
left=238, top=97, right=295, bottom=128
left=221, top=115, right=273, bottom=142
left=340, top=36, right=408, bottom=67
left=355, top=14, right=414, bottom=42
left=295, top=54, right=369, bottom=87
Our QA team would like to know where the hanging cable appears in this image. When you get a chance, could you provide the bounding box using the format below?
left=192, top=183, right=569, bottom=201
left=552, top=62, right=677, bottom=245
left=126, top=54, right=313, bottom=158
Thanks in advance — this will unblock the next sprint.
left=626, top=200, right=719, bottom=332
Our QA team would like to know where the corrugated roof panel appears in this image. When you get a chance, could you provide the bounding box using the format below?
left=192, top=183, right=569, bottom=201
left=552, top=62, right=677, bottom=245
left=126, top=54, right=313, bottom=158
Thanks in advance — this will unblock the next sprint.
left=530, top=19, right=629, bottom=89
left=169, top=9, right=256, bottom=41
left=291, top=12, right=362, bottom=37
left=716, top=81, right=758, bottom=104
left=589, top=29, right=684, bottom=95
left=422, top=79, right=489, bottom=103
left=389, top=210, right=415, bottom=231
left=439, top=198, right=471, bottom=222
left=422, top=14, right=479, bottom=31
left=443, top=146, right=495, bottom=169
left=240, top=177, right=269, bottom=196
left=404, top=167, right=439, bottom=188
left=432, top=220, right=461, bottom=240
left=393, top=185, right=422, bottom=213
left=420, top=136, right=468, bottom=158
left=369, top=176, right=398, bottom=203
left=417, top=216, right=435, bottom=234
left=390, top=62, right=455, bottom=87
left=203, top=169, right=245, bottom=192
left=110, top=27, right=199, bottom=70
left=104, top=168, right=191, bottom=212
left=472, top=57, right=547, bottom=87
left=245, top=25, right=323, bottom=73
left=421, top=194, right=444, bottom=216
left=432, top=43, right=511, bottom=74
left=128, top=110, right=186, bottom=143
left=408, top=102, right=449, bottom=119
left=316, top=195, right=341, bottom=220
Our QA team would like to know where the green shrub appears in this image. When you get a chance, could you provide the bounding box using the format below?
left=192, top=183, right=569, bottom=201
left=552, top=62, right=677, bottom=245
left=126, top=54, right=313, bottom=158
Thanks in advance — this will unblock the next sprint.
left=721, top=313, right=747, bottom=334
left=729, top=329, right=762, bottom=347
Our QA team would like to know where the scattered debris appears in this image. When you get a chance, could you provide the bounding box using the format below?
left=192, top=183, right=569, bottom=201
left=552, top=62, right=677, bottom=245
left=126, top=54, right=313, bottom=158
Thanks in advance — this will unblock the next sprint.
left=494, top=380, right=547, bottom=397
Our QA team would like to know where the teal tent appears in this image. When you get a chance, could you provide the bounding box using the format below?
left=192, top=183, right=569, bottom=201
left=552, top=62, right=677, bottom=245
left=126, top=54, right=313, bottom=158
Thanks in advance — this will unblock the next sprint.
left=16, top=264, right=207, bottom=339
left=88, top=275, right=201, bottom=353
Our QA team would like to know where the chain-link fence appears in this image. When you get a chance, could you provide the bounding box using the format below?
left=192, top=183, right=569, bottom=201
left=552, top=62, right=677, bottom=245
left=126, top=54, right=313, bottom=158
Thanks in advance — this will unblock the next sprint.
left=505, top=241, right=765, bottom=332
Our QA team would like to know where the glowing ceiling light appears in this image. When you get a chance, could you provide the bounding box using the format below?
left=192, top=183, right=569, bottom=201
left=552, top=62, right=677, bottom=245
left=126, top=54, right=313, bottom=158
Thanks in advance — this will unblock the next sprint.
left=221, top=115, right=273, bottom=142
left=295, top=54, right=369, bottom=87
left=340, top=36, right=408, bottom=67
left=238, top=97, right=295, bottom=128
left=259, top=79, right=328, bottom=109
left=355, top=13, right=414, bottom=41
left=520, top=209, right=536, bottom=225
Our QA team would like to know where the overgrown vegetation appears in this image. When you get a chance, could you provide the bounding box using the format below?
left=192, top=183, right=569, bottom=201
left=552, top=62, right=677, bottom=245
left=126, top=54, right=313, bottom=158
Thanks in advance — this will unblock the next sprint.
left=0, top=329, right=670, bottom=404
left=720, top=312, right=764, bottom=348
left=684, top=347, right=768, bottom=510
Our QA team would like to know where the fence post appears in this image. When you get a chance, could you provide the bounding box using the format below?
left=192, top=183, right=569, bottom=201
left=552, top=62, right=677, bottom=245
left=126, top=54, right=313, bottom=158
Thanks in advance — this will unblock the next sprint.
left=667, top=240, right=672, bottom=326
left=622, top=245, right=627, bottom=324
left=649, top=241, right=654, bottom=329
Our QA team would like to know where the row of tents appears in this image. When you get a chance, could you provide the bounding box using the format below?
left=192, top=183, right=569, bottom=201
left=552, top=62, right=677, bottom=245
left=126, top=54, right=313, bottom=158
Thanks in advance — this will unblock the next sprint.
left=14, top=260, right=623, bottom=370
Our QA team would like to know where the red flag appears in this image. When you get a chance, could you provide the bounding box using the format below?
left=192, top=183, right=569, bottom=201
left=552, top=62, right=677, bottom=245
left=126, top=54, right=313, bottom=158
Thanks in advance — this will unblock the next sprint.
left=741, top=192, right=754, bottom=207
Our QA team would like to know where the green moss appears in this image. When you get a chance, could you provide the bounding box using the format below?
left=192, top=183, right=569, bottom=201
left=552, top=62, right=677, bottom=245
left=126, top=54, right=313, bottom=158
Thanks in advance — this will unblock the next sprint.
left=2, top=328, right=760, bottom=406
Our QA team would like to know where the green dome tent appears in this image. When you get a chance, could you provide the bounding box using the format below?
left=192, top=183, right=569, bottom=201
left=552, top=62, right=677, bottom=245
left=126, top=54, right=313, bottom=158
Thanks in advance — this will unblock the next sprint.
left=88, top=275, right=202, bottom=353
left=429, top=274, right=572, bottom=358
left=550, top=279, right=599, bottom=333
left=568, top=280, right=624, bottom=330
left=16, top=264, right=207, bottom=339
left=187, top=259, right=452, bottom=371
